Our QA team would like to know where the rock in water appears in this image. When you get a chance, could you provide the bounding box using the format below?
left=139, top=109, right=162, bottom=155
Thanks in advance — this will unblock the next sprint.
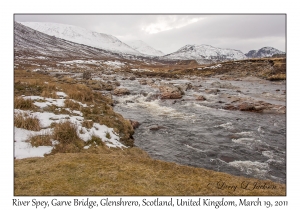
left=159, top=84, right=183, bottom=99
left=130, top=120, right=140, bottom=129
left=148, top=125, right=166, bottom=131
left=113, top=88, right=130, bottom=96
left=195, top=95, right=206, bottom=101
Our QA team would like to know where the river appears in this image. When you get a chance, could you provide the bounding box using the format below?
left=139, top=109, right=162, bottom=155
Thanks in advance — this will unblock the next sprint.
left=98, top=73, right=286, bottom=183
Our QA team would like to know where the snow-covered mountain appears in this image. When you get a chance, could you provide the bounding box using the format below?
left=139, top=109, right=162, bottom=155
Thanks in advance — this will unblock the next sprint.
left=126, top=40, right=164, bottom=56
left=14, top=22, right=125, bottom=60
left=163, top=44, right=247, bottom=64
left=19, top=22, right=142, bottom=55
left=245, top=47, right=285, bottom=58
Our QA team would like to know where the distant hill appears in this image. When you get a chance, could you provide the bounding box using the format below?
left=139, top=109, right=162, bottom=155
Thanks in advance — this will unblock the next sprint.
left=245, top=47, right=285, bottom=58
left=163, top=44, right=247, bottom=64
left=126, top=40, right=164, bottom=56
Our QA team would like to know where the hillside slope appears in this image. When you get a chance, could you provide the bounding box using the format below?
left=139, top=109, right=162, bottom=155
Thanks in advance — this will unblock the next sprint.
left=20, top=22, right=142, bottom=55
left=14, top=22, right=125, bottom=60
left=126, top=40, right=164, bottom=56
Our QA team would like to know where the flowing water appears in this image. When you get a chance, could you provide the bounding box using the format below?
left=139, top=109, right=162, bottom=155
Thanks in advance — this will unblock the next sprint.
left=101, top=74, right=286, bottom=183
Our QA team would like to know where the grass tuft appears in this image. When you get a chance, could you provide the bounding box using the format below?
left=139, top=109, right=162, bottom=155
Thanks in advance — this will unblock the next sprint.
left=85, top=135, right=105, bottom=146
left=64, top=99, right=81, bottom=110
left=53, top=121, right=79, bottom=144
left=14, top=113, right=41, bottom=131
left=51, top=121, right=84, bottom=154
left=27, top=133, right=52, bottom=147
left=82, top=120, right=94, bottom=129
left=41, top=90, right=58, bottom=99
left=63, top=84, right=94, bottom=103
left=105, top=132, right=111, bottom=139
left=14, top=97, right=35, bottom=110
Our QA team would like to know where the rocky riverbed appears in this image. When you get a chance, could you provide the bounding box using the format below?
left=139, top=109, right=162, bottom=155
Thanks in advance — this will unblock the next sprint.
left=85, top=70, right=286, bottom=184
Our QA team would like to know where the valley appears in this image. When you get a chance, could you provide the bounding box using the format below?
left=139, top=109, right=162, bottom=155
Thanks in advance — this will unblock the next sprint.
left=13, top=21, right=286, bottom=195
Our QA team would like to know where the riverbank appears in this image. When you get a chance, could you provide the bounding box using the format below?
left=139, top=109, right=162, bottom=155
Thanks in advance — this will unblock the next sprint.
left=14, top=57, right=286, bottom=195
left=14, top=147, right=286, bottom=196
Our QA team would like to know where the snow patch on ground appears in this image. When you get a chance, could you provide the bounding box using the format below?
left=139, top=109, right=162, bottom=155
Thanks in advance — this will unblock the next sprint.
left=14, top=127, right=54, bottom=159
left=14, top=92, right=126, bottom=159
left=198, top=64, right=222, bottom=70
left=103, top=60, right=125, bottom=69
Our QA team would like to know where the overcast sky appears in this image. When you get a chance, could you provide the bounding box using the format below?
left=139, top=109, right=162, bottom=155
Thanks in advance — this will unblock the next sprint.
left=15, top=14, right=286, bottom=54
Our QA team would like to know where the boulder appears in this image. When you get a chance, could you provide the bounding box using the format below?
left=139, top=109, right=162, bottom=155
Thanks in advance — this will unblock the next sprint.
left=148, top=125, right=166, bottom=131
left=129, top=120, right=140, bottom=129
left=145, top=93, right=160, bottom=102
left=205, top=88, right=220, bottom=95
left=159, top=85, right=183, bottom=99
left=114, top=81, right=121, bottom=86
left=139, top=79, right=155, bottom=85
left=219, top=155, right=237, bottom=163
left=211, top=81, right=236, bottom=89
left=178, top=83, right=193, bottom=91
left=113, top=88, right=130, bottom=96
left=139, top=80, right=147, bottom=85
left=238, top=102, right=255, bottom=111
left=195, top=95, right=206, bottom=101
left=223, top=105, right=237, bottom=111
left=253, top=105, right=265, bottom=111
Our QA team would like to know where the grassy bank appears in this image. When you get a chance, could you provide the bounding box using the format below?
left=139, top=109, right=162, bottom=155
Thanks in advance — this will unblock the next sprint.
left=14, top=146, right=285, bottom=196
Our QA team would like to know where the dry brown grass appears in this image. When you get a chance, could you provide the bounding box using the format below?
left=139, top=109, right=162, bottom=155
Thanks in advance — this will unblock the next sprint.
left=52, top=121, right=79, bottom=144
left=82, top=120, right=94, bottom=129
left=60, top=76, right=76, bottom=84
left=85, top=135, right=105, bottom=147
left=14, top=97, right=35, bottom=110
left=14, top=112, right=41, bottom=131
left=27, top=134, right=52, bottom=147
left=14, top=149, right=286, bottom=196
left=41, top=90, right=58, bottom=99
left=267, top=73, right=286, bottom=81
left=50, top=121, right=84, bottom=154
left=14, top=69, right=134, bottom=147
left=62, top=83, right=94, bottom=103
left=14, top=70, right=57, bottom=97
left=64, top=99, right=81, bottom=110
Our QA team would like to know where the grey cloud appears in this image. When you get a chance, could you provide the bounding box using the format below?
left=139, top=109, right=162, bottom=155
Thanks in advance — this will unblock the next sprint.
left=14, top=14, right=285, bottom=54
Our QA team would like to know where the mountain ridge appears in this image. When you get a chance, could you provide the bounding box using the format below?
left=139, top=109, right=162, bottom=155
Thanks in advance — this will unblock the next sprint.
left=16, top=21, right=285, bottom=64
left=19, top=21, right=142, bottom=56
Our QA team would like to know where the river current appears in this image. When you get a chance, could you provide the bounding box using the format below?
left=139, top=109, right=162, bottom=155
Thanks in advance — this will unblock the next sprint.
left=99, top=74, right=286, bottom=183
